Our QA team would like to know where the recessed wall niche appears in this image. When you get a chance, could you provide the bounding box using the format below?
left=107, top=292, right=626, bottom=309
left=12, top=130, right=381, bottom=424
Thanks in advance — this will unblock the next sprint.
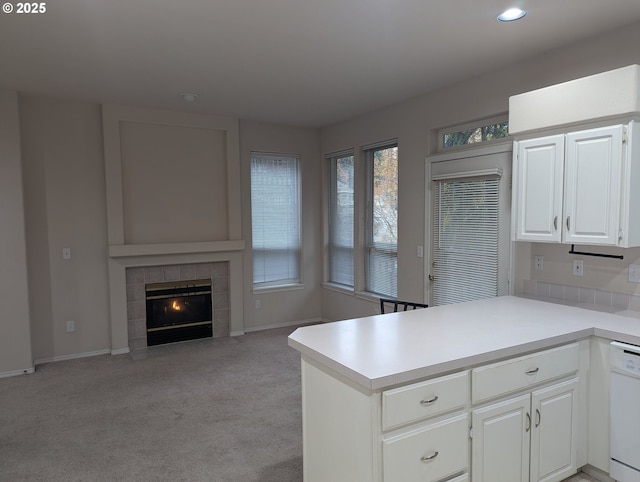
left=119, top=121, right=228, bottom=244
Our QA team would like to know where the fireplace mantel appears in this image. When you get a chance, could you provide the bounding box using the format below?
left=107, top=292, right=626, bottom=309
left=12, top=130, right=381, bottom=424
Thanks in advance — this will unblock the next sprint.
left=109, top=240, right=244, bottom=258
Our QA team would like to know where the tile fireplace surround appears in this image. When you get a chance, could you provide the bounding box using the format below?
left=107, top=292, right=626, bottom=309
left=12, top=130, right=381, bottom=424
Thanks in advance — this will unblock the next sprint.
left=126, top=262, right=229, bottom=350
left=107, top=242, right=245, bottom=355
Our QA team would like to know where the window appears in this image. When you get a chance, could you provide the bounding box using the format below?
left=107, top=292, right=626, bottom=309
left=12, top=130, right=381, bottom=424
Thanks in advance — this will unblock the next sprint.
left=431, top=171, right=501, bottom=305
left=328, top=153, right=355, bottom=287
left=365, top=143, right=398, bottom=298
left=439, top=116, right=509, bottom=150
left=250, top=153, right=301, bottom=288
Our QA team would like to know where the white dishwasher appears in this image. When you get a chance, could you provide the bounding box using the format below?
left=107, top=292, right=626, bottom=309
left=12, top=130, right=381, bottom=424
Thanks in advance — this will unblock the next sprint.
left=611, top=341, right=640, bottom=482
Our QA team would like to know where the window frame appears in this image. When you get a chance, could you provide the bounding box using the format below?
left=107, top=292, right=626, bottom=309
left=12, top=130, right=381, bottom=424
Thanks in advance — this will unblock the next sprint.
left=438, top=114, right=510, bottom=152
left=327, top=151, right=355, bottom=289
left=364, top=141, right=398, bottom=298
left=250, top=151, right=302, bottom=291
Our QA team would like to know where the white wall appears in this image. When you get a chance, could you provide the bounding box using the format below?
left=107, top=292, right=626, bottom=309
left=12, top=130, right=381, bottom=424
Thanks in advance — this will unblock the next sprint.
left=320, top=20, right=640, bottom=321
left=0, top=90, right=33, bottom=376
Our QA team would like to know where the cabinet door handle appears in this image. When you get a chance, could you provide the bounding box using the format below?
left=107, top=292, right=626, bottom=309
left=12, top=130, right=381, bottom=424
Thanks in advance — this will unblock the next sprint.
left=535, top=408, right=541, bottom=428
left=525, top=368, right=539, bottom=375
left=526, top=412, right=531, bottom=432
left=420, top=396, right=438, bottom=405
left=566, top=216, right=571, bottom=231
left=553, top=216, right=558, bottom=231
left=420, top=451, right=439, bottom=462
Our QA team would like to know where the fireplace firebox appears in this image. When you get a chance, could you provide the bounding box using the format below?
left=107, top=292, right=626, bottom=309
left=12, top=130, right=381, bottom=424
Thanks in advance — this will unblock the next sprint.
left=145, top=279, right=212, bottom=346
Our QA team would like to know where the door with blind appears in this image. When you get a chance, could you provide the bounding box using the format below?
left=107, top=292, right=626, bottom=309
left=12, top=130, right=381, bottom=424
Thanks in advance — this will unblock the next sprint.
left=427, top=147, right=511, bottom=306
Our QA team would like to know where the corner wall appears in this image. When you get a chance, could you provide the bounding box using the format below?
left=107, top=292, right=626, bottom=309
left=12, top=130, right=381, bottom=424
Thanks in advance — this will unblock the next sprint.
left=20, top=95, right=111, bottom=362
left=0, top=90, right=33, bottom=376
left=239, top=120, right=323, bottom=330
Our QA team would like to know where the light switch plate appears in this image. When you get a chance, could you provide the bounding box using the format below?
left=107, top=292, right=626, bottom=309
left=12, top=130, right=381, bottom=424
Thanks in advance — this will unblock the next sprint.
left=629, top=264, right=640, bottom=283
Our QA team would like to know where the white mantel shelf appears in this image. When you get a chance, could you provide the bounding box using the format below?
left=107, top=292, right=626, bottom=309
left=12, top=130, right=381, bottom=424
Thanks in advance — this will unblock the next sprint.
left=108, top=240, right=245, bottom=258
left=288, top=296, right=640, bottom=392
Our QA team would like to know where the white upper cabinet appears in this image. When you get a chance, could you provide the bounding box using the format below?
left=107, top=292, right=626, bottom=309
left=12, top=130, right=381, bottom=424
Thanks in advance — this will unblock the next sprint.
left=564, top=125, right=622, bottom=245
left=514, top=135, right=565, bottom=242
left=513, top=121, right=640, bottom=247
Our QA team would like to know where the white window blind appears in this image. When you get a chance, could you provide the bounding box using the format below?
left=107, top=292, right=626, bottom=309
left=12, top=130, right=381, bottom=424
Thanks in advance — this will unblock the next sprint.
left=251, top=153, right=301, bottom=287
left=366, top=144, right=398, bottom=298
left=432, top=173, right=500, bottom=305
left=328, top=154, right=354, bottom=287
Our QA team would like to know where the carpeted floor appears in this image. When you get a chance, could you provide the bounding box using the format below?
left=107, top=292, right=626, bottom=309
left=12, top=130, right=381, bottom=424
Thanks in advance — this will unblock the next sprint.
left=0, top=327, right=303, bottom=482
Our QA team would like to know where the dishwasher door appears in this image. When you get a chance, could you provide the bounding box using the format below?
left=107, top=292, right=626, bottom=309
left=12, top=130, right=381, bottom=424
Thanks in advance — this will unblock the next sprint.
left=610, top=342, right=640, bottom=482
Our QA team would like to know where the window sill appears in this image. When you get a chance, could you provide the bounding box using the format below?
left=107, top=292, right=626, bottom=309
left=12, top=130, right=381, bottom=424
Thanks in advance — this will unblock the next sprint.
left=322, top=282, right=355, bottom=296
left=253, top=283, right=305, bottom=295
left=355, top=291, right=382, bottom=303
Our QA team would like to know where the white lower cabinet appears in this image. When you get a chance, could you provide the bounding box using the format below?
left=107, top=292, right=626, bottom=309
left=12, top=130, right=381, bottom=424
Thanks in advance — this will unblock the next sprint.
left=300, top=342, right=584, bottom=482
left=472, top=378, right=579, bottom=482
left=383, top=413, right=469, bottom=482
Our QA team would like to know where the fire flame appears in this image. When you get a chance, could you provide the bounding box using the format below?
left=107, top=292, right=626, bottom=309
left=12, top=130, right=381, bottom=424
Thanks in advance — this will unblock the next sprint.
left=171, top=300, right=182, bottom=311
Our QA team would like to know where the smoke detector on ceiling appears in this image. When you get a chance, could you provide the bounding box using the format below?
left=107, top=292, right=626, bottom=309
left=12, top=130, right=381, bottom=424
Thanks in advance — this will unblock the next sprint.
left=180, top=92, right=199, bottom=102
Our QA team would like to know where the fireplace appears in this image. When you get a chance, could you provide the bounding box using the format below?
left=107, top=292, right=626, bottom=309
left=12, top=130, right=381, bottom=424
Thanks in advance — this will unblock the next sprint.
left=145, top=279, right=213, bottom=346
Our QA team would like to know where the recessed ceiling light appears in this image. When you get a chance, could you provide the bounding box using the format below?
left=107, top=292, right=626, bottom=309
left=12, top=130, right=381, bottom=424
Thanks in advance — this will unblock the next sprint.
left=497, top=7, right=527, bottom=22
left=180, top=92, right=199, bottom=102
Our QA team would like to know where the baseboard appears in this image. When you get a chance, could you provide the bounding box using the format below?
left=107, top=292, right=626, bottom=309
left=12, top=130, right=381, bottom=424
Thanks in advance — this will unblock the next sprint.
left=0, top=366, right=35, bottom=378
left=243, top=317, right=323, bottom=333
left=581, top=465, right=615, bottom=482
left=34, top=348, right=111, bottom=366
left=110, top=348, right=130, bottom=356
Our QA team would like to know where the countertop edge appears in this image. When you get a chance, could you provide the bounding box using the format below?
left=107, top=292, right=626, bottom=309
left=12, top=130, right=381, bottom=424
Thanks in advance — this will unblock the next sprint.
left=366, top=328, right=595, bottom=391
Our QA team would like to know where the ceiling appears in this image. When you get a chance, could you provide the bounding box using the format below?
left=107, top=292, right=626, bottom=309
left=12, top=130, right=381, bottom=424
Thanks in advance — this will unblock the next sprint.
left=2, top=0, right=640, bottom=127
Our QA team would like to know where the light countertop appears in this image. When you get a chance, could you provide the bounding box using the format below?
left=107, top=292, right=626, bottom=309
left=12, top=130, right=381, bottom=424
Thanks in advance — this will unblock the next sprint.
left=287, top=296, right=640, bottom=391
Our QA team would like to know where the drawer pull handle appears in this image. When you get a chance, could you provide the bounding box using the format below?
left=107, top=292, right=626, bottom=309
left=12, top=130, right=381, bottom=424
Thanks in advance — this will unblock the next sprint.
left=420, top=451, right=439, bottom=462
left=420, top=396, right=438, bottom=405
left=525, top=368, right=539, bottom=375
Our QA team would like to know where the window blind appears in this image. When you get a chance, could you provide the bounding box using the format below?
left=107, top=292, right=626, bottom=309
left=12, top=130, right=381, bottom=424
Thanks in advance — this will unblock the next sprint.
left=365, top=144, right=398, bottom=298
left=251, top=153, right=301, bottom=286
left=432, top=174, right=500, bottom=305
left=328, top=154, right=354, bottom=287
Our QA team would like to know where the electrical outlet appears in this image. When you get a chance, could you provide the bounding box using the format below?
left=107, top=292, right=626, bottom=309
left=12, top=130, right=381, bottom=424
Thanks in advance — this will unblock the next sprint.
left=535, top=256, right=543, bottom=271
left=62, top=247, right=71, bottom=260
left=629, top=264, right=640, bottom=283
left=66, top=320, right=75, bottom=332
left=255, top=299, right=261, bottom=309
left=573, top=259, right=584, bottom=276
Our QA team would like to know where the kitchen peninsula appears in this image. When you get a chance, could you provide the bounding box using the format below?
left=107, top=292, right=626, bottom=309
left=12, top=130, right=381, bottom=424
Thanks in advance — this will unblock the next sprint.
left=288, top=296, right=640, bottom=482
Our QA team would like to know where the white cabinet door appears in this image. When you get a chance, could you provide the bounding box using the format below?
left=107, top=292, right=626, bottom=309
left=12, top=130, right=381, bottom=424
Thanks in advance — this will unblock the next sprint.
left=513, top=135, right=564, bottom=242
left=530, top=378, right=579, bottom=482
left=472, top=394, right=530, bottom=482
left=564, top=125, right=623, bottom=245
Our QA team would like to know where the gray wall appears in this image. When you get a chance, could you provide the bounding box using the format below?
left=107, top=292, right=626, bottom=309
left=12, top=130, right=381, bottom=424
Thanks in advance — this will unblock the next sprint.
left=0, top=90, right=33, bottom=375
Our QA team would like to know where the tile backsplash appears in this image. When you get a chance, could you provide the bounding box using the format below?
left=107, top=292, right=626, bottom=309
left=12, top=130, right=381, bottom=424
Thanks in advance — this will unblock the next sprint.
left=522, top=279, right=640, bottom=312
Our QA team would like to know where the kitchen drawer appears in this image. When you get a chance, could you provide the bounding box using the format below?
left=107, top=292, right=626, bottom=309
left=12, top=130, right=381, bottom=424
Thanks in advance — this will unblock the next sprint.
left=383, top=413, right=469, bottom=482
left=472, top=342, right=579, bottom=403
left=382, top=371, right=469, bottom=430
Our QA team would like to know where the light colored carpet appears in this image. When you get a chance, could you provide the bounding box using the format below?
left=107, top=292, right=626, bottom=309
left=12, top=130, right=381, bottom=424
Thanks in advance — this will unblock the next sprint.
left=0, top=327, right=303, bottom=482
